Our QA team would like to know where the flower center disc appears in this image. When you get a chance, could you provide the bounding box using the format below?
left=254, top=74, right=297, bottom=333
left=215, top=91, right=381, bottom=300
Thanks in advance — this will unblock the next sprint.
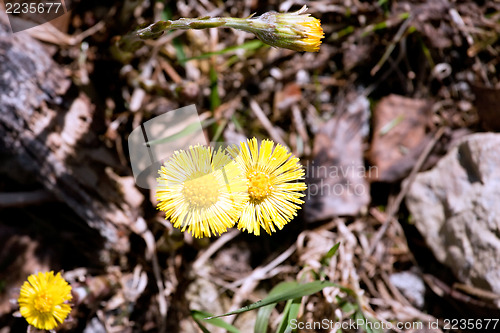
left=183, top=173, right=219, bottom=209
left=33, top=292, right=53, bottom=313
left=248, top=170, right=272, bottom=201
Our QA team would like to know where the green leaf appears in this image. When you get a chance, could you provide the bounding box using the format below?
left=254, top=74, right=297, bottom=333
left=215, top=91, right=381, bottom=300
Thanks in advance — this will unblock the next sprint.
left=277, top=297, right=302, bottom=333
left=324, top=242, right=340, bottom=260
left=207, top=280, right=342, bottom=319
left=355, top=310, right=371, bottom=333
left=276, top=299, right=293, bottom=333
left=353, top=310, right=386, bottom=333
left=254, top=282, right=299, bottom=333
left=254, top=307, right=273, bottom=333
left=191, top=310, right=241, bottom=333
left=230, top=114, right=243, bottom=132
left=210, top=66, right=221, bottom=110
left=287, top=298, right=301, bottom=327
left=321, top=242, right=341, bottom=266
left=330, top=26, right=355, bottom=41
left=339, top=299, right=357, bottom=315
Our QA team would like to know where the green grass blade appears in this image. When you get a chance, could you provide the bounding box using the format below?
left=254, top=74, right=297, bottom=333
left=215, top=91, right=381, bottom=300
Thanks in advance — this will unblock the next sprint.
left=355, top=310, right=373, bottom=333
left=211, top=119, right=227, bottom=143
left=287, top=298, right=301, bottom=329
left=339, top=298, right=357, bottom=315
left=230, top=114, right=243, bottom=132
left=207, top=280, right=342, bottom=319
left=254, top=282, right=299, bottom=333
left=210, top=66, right=221, bottom=110
left=330, top=26, right=354, bottom=41
left=277, top=297, right=302, bottom=333
left=379, top=114, right=404, bottom=136
left=191, top=310, right=241, bottom=333
left=276, top=299, right=293, bottom=333
left=353, top=310, right=386, bottom=333
left=254, top=304, right=274, bottom=333
left=323, top=242, right=341, bottom=261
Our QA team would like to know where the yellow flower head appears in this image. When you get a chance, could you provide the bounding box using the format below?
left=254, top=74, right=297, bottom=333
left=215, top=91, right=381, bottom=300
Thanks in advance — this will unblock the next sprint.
left=248, top=5, right=324, bottom=52
left=156, top=145, right=249, bottom=238
left=228, top=138, right=307, bottom=235
left=18, top=271, right=72, bottom=331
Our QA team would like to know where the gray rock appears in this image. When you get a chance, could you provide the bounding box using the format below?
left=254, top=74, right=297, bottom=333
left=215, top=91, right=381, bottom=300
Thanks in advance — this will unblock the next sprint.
left=406, top=133, right=500, bottom=294
left=390, top=271, right=426, bottom=309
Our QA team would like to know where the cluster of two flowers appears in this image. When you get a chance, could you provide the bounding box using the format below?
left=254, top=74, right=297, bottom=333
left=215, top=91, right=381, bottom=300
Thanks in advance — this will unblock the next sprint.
left=156, top=138, right=307, bottom=238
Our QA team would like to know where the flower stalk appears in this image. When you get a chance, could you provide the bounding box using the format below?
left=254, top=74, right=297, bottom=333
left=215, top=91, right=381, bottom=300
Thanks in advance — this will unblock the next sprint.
left=135, top=5, right=323, bottom=52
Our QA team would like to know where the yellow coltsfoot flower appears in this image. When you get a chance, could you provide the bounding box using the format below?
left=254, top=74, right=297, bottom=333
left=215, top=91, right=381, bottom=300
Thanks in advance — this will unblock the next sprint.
left=228, top=138, right=307, bottom=235
left=156, top=145, right=249, bottom=238
left=18, top=271, right=72, bottom=331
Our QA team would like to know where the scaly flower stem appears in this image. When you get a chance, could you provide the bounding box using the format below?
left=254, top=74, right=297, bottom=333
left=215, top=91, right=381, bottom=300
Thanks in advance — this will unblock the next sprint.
left=136, top=17, right=297, bottom=39
left=136, top=17, right=256, bottom=39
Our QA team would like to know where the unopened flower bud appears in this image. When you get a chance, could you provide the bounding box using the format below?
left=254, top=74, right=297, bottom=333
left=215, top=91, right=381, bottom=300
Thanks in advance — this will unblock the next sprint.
left=234, top=6, right=324, bottom=52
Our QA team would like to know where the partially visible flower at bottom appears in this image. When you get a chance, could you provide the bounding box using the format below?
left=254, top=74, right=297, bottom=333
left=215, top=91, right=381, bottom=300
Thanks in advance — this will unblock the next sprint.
left=227, top=138, right=307, bottom=236
left=18, top=271, right=72, bottom=331
left=156, top=145, right=249, bottom=238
